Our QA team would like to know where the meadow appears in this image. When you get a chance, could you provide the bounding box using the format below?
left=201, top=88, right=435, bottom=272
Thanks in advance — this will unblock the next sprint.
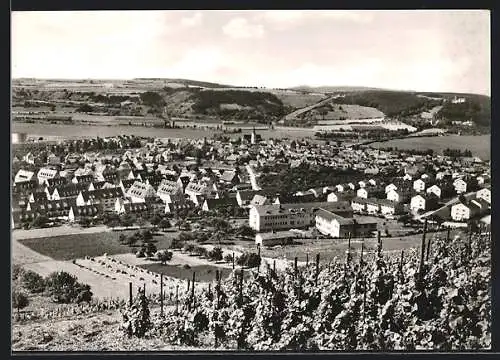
left=12, top=122, right=318, bottom=141
left=17, top=231, right=175, bottom=261
left=370, top=134, right=491, bottom=159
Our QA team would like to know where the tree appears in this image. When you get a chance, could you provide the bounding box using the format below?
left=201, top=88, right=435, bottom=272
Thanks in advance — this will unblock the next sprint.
left=159, top=218, right=171, bottom=231
left=31, top=215, right=49, bottom=228
left=150, top=214, right=162, bottom=228
left=12, top=290, right=29, bottom=318
left=141, top=230, right=153, bottom=243
left=119, top=233, right=127, bottom=244
left=237, top=252, right=261, bottom=268
left=76, top=103, right=94, bottom=113
left=74, top=283, right=93, bottom=303
left=136, top=248, right=146, bottom=258
left=144, top=242, right=157, bottom=258
left=208, top=247, right=223, bottom=262
left=79, top=217, right=92, bottom=228
left=22, top=270, right=46, bottom=293
left=155, top=249, right=173, bottom=265
left=45, top=271, right=91, bottom=304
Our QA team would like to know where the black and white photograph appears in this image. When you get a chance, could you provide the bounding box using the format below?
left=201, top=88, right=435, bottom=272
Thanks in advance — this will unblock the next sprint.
left=10, top=9, right=491, bottom=352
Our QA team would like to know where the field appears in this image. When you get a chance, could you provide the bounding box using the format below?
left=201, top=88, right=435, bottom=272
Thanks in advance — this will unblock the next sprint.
left=17, top=231, right=175, bottom=261
left=12, top=122, right=321, bottom=141
left=370, top=135, right=491, bottom=160
left=232, top=227, right=461, bottom=264
left=139, top=263, right=233, bottom=283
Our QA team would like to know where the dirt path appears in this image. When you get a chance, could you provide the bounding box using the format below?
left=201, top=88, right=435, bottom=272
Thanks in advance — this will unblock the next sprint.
left=12, top=238, right=54, bottom=265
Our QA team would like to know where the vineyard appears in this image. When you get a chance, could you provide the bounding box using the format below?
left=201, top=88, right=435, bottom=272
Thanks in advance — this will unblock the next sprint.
left=119, top=224, right=491, bottom=351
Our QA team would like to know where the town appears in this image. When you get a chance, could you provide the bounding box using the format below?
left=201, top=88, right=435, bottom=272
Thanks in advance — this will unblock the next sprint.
left=11, top=9, right=491, bottom=352
left=12, top=128, right=490, bottom=245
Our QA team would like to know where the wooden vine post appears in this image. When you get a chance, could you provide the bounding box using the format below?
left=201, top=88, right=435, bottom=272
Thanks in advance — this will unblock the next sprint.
left=315, top=254, right=320, bottom=286
left=191, top=272, right=196, bottom=309
left=232, top=252, right=235, bottom=270
left=418, top=219, right=428, bottom=284
left=175, top=284, right=179, bottom=315
left=160, top=274, right=164, bottom=317
left=129, top=282, right=133, bottom=307
left=376, top=230, right=382, bottom=259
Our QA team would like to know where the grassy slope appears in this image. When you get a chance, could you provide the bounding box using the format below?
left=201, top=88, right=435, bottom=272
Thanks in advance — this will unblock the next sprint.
left=12, top=309, right=206, bottom=351
left=18, top=231, right=175, bottom=261
left=369, top=135, right=491, bottom=160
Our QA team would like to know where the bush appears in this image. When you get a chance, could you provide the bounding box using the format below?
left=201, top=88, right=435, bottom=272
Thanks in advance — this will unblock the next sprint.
left=208, top=247, right=223, bottom=262
left=155, top=249, right=173, bottom=265
left=121, top=289, right=152, bottom=338
left=136, top=249, right=146, bottom=258
left=12, top=290, right=29, bottom=314
left=159, top=218, right=172, bottom=230
left=144, top=242, right=157, bottom=257
left=45, top=271, right=92, bottom=304
left=184, top=244, right=195, bottom=253
left=224, top=254, right=234, bottom=263
left=194, top=246, right=208, bottom=258
left=237, top=252, right=261, bottom=268
left=31, top=215, right=49, bottom=228
left=22, top=270, right=46, bottom=293
left=12, top=264, right=24, bottom=281
left=169, top=237, right=184, bottom=250
left=74, top=283, right=93, bottom=303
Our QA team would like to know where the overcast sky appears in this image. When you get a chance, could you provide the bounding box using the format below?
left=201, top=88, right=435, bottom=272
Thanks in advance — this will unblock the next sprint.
left=12, top=10, right=490, bottom=95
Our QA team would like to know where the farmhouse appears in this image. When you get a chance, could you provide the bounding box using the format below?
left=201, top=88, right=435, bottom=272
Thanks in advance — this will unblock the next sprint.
left=76, top=187, right=124, bottom=211
left=37, top=167, right=59, bottom=185
left=46, top=183, right=88, bottom=200
left=115, top=201, right=150, bottom=215
left=72, top=174, right=94, bottom=185
left=453, top=178, right=468, bottom=194
left=426, top=184, right=442, bottom=199
left=386, top=189, right=411, bottom=203
left=236, top=190, right=261, bottom=207
left=156, top=180, right=184, bottom=204
left=410, top=194, right=439, bottom=213
left=378, top=199, right=404, bottom=215
left=126, top=181, right=156, bottom=203
left=476, top=186, right=491, bottom=204
left=255, top=231, right=298, bottom=247
left=185, top=181, right=218, bottom=203
left=14, top=169, right=34, bottom=184
left=164, top=200, right=196, bottom=214
left=315, top=208, right=377, bottom=238
left=450, top=201, right=481, bottom=222
left=202, top=197, right=238, bottom=212
left=68, top=205, right=102, bottom=222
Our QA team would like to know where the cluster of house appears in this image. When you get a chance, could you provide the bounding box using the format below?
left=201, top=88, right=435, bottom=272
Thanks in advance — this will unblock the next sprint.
left=11, top=134, right=491, bottom=239
left=11, top=159, right=246, bottom=228
left=245, top=163, right=491, bottom=245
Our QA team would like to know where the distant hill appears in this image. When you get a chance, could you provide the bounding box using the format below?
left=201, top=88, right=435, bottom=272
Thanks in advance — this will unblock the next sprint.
left=290, top=85, right=384, bottom=93
left=12, top=78, right=491, bottom=129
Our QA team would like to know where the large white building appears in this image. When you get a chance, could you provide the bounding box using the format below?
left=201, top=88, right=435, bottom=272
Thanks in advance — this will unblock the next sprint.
left=249, top=205, right=311, bottom=232
left=249, top=202, right=352, bottom=232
